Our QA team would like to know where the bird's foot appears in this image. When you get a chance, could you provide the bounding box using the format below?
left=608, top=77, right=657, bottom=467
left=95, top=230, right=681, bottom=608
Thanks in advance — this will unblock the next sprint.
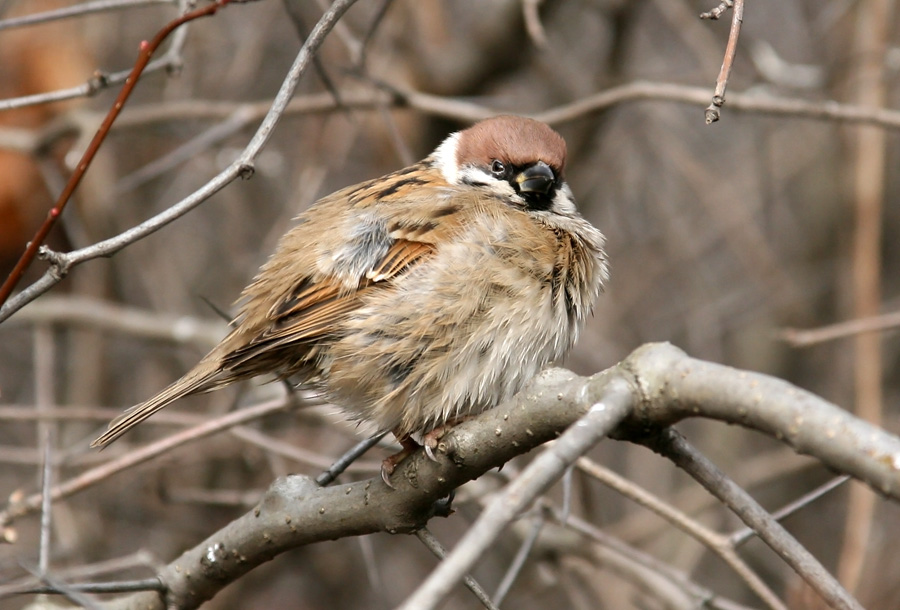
left=423, top=416, right=473, bottom=462
left=381, top=435, right=421, bottom=489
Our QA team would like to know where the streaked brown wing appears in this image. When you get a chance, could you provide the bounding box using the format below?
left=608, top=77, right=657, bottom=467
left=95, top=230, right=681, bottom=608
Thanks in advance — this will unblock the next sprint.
left=367, top=239, right=434, bottom=282
left=268, top=278, right=362, bottom=338
left=223, top=239, right=435, bottom=369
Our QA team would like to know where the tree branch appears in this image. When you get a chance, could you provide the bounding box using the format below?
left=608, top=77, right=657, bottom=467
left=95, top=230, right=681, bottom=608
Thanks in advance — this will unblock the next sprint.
left=85, top=343, right=898, bottom=609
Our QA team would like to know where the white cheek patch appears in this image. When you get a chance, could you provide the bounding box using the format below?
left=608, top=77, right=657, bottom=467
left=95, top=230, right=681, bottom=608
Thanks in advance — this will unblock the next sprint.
left=551, top=183, right=577, bottom=215
left=433, top=132, right=461, bottom=184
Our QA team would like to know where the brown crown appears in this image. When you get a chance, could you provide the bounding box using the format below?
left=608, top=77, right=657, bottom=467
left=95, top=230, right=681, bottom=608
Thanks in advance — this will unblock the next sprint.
left=455, top=115, right=567, bottom=176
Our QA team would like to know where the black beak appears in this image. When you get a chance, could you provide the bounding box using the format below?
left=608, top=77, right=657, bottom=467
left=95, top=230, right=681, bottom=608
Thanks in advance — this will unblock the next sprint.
left=515, top=161, right=555, bottom=194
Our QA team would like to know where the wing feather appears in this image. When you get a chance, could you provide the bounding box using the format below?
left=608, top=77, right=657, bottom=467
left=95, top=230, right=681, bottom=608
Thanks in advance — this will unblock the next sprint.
left=223, top=238, right=435, bottom=370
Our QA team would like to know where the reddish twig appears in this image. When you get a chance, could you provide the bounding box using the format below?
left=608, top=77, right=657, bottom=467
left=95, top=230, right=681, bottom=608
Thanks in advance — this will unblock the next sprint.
left=701, top=0, right=743, bottom=124
left=0, top=0, right=240, bottom=308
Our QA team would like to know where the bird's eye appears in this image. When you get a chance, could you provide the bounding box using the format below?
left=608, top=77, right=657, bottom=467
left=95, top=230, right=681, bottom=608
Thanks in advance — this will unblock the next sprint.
left=490, top=160, right=506, bottom=177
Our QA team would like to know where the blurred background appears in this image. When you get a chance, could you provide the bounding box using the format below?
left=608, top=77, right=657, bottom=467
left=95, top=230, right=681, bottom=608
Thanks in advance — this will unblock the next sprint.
left=1, top=0, right=899, bottom=607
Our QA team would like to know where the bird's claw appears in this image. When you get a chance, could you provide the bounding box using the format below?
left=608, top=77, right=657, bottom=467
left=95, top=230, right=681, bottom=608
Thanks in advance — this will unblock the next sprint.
left=381, top=462, right=396, bottom=489
left=422, top=417, right=470, bottom=460
left=381, top=435, right=420, bottom=489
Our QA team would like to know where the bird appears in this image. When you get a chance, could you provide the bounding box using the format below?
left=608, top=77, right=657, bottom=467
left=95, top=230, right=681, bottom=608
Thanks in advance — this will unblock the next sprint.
left=91, top=115, right=609, bottom=480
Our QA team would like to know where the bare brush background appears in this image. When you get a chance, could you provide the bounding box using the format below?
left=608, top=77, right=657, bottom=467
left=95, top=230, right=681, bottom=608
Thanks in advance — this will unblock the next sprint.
left=0, top=0, right=899, bottom=608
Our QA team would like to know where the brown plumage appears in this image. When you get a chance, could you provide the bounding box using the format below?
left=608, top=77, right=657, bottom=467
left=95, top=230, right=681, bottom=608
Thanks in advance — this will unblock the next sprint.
left=92, top=116, right=608, bottom=455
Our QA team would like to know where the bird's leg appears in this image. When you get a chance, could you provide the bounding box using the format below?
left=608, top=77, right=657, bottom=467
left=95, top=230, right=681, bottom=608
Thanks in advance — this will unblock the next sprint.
left=381, top=416, right=475, bottom=486
left=381, top=432, right=421, bottom=488
left=423, top=415, right=474, bottom=462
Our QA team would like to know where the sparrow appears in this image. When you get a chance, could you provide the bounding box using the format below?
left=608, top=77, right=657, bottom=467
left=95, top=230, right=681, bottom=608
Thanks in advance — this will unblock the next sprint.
left=92, top=115, right=609, bottom=480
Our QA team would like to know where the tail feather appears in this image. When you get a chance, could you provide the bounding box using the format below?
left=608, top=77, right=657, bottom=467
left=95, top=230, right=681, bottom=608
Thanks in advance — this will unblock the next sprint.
left=91, top=360, right=222, bottom=449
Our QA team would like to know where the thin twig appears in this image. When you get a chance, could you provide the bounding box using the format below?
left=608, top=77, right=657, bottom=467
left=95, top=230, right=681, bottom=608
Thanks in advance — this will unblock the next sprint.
left=551, top=505, right=756, bottom=610
left=731, top=476, right=850, bottom=547
left=492, top=513, right=544, bottom=606
left=356, top=0, right=395, bottom=69
left=311, top=0, right=361, bottom=61
left=0, top=551, right=158, bottom=598
left=230, top=426, right=381, bottom=474
left=611, top=448, right=813, bottom=546
left=4, top=578, right=164, bottom=598
left=113, top=106, right=257, bottom=194
left=780, top=309, right=900, bottom=346
left=522, top=0, right=549, bottom=49
left=34, top=325, right=55, bottom=577
left=700, top=0, right=734, bottom=20
left=0, top=397, right=297, bottom=528
left=0, top=0, right=246, bottom=308
left=281, top=0, right=346, bottom=113
left=115, top=80, right=900, bottom=131
left=702, top=0, right=743, bottom=123
left=317, top=433, right=387, bottom=486
left=12, top=79, right=900, bottom=135
left=0, top=48, right=181, bottom=112
left=0, top=0, right=176, bottom=32
left=560, top=465, right=573, bottom=524
left=640, top=428, right=863, bottom=610
left=415, top=529, right=499, bottom=610
left=19, top=563, right=103, bottom=609
left=5, top=295, right=225, bottom=347
left=576, top=457, right=787, bottom=610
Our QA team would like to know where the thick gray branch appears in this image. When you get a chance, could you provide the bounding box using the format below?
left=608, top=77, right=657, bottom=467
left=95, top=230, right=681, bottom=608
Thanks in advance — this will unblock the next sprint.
left=98, top=343, right=900, bottom=609
left=619, top=343, right=900, bottom=498
left=106, top=367, right=596, bottom=609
